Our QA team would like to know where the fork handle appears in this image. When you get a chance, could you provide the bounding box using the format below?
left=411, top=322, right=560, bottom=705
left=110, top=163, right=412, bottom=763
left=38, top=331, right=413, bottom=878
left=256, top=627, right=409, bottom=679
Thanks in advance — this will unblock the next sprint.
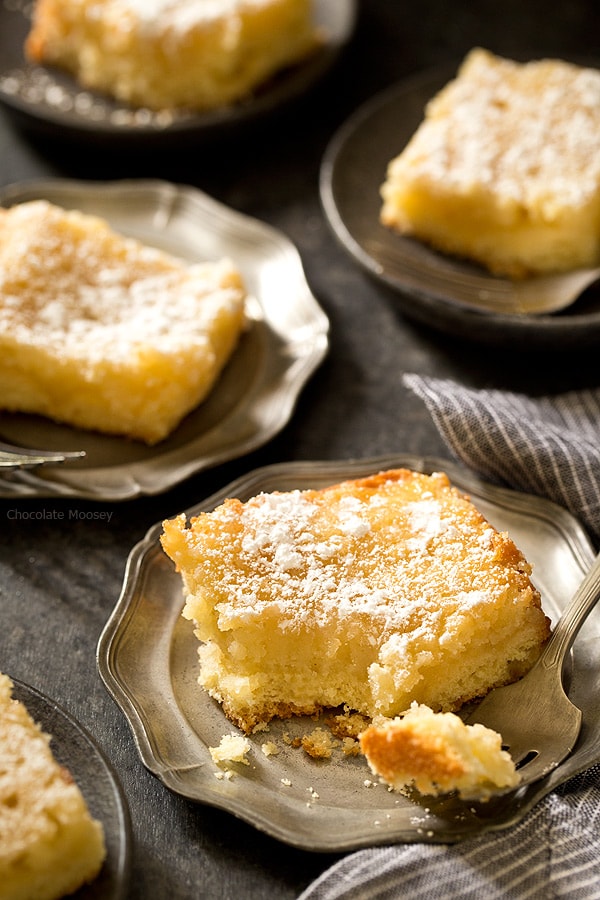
left=539, top=550, right=600, bottom=671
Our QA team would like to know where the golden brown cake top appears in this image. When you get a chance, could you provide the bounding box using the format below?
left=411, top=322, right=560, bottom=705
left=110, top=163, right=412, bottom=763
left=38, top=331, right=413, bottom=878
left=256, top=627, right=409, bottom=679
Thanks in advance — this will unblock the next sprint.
left=112, top=0, right=288, bottom=29
left=165, top=468, right=539, bottom=632
left=400, top=48, right=600, bottom=212
left=0, top=200, right=245, bottom=362
left=0, top=674, right=106, bottom=887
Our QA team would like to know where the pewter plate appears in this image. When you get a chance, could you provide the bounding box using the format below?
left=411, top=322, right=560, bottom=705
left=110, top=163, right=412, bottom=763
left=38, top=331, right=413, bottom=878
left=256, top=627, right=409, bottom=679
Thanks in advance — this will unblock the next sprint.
left=320, top=64, right=600, bottom=348
left=97, top=455, right=600, bottom=851
left=0, top=0, right=357, bottom=146
left=0, top=178, right=328, bottom=501
left=11, top=679, right=132, bottom=899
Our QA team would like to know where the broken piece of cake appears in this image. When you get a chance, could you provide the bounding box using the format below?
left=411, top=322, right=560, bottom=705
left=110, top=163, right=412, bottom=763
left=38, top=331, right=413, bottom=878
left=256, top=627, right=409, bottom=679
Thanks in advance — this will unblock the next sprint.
left=0, top=674, right=106, bottom=900
left=209, top=732, right=251, bottom=767
left=25, top=0, right=319, bottom=112
left=359, top=703, right=519, bottom=800
left=380, top=48, right=600, bottom=278
left=0, top=199, right=247, bottom=444
left=161, top=468, right=550, bottom=734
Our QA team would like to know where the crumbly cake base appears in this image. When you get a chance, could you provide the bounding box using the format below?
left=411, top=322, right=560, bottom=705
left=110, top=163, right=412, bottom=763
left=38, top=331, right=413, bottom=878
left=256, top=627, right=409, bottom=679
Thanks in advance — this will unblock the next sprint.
left=0, top=674, right=106, bottom=900
left=381, top=48, right=600, bottom=278
left=26, top=0, right=319, bottom=111
left=360, top=703, right=519, bottom=799
left=161, top=468, right=550, bottom=733
left=0, top=200, right=246, bottom=444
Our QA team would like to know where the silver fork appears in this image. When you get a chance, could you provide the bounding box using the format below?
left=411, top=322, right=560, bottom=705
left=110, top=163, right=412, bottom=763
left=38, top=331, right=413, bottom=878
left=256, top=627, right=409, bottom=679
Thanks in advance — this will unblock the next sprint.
left=465, top=551, right=600, bottom=787
left=0, top=439, right=86, bottom=469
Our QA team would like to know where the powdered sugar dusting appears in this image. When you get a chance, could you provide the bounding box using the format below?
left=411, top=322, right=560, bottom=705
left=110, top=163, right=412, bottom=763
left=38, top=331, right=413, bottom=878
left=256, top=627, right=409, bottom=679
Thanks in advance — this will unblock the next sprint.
left=393, top=49, right=600, bottom=212
left=337, top=496, right=372, bottom=538
left=163, top=469, right=549, bottom=729
left=121, top=0, right=267, bottom=33
left=203, top=473, right=519, bottom=631
left=0, top=200, right=245, bottom=363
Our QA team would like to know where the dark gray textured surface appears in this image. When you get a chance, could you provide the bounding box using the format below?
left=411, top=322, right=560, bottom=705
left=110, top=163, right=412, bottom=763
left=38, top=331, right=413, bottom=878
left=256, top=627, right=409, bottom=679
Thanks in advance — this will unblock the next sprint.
left=2, top=2, right=600, bottom=897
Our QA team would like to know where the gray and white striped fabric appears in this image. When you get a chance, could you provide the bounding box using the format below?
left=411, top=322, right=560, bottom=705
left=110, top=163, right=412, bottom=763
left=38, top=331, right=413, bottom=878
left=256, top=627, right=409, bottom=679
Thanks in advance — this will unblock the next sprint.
left=300, top=375, right=600, bottom=899
left=299, top=766, right=600, bottom=900
left=403, top=374, right=600, bottom=542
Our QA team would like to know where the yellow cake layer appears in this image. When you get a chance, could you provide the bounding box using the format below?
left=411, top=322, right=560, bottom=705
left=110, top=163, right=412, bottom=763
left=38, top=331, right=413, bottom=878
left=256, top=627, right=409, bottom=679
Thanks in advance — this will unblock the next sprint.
left=161, top=468, right=550, bottom=733
left=360, top=703, right=519, bottom=799
left=381, top=48, right=600, bottom=278
left=26, top=0, right=319, bottom=111
left=0, top=674, right=106, bottom=900
left=0, top=199, right=247, bottom=444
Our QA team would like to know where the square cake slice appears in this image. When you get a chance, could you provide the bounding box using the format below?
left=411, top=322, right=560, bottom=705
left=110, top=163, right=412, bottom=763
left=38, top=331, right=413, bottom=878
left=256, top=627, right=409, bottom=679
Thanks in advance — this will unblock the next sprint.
left=25, top=0, right=319, bottom=112
left=381, top=48, right=600, bottom=278
left=161, top=468, right=550, bottom=733
left=0, top=674, right=106, bottom=900
left=0, top=199, right=247, bottom=444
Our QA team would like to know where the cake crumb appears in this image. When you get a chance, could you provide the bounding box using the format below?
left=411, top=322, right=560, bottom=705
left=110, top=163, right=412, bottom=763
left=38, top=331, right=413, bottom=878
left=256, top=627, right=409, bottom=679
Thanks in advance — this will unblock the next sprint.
left=209, top=733, right=251, bottom=766
left=326, top=710, right=370, bottom=740
left=251, top=721, right=270, bottom=734
left=301, top=727, right=336, bottom=759
left=261, top=741, right=280, bottom=757
left=341, top=736, right=361, bottom=756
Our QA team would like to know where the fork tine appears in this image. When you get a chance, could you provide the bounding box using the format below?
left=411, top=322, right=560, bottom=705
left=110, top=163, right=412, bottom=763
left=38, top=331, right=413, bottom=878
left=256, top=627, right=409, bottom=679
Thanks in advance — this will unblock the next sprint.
left=0, top=453, right=67, bottom=468
left=463, top=551, right=600, bottom=789
left=0, top=440, right=85, bottom=468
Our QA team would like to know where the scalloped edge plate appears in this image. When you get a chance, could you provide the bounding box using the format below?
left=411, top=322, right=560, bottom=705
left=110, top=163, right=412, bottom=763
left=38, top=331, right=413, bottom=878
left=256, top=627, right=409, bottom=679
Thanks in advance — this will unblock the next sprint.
left=98, top=454, right=600, bottom=851
left=0, top=178, right=329, bottom=500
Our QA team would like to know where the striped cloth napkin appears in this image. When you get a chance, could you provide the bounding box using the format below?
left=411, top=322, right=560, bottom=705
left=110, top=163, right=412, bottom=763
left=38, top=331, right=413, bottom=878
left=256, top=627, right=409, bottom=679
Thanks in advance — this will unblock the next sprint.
left=300, top=375, right=600, bottom=899
left=403, top=374, right=600, bottom=542
left=299, top=766, right=600, bottom=900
